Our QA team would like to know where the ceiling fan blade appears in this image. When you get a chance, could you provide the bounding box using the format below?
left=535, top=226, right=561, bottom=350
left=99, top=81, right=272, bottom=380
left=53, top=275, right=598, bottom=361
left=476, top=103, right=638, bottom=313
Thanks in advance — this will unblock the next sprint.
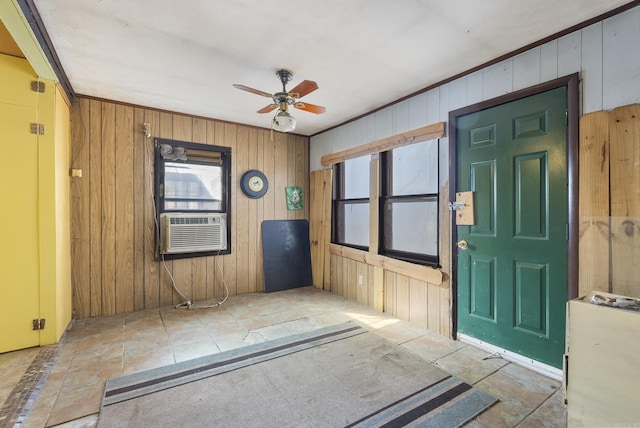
left=257, top=103, right=278, bottom=114
left=233, top=84, right=273, bottom=98
left=288, top=80, right=318, bottom=99
left=293, top=102, right=326, bottom=114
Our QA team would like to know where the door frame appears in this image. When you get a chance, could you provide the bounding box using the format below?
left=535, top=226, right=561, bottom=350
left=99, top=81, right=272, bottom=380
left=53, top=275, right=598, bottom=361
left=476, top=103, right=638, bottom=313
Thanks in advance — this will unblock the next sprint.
left=448, top=73, right=580, bottom=340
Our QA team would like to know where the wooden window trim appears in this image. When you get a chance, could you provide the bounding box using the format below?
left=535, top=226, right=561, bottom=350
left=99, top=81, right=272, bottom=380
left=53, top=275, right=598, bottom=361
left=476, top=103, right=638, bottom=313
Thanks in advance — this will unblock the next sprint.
left=328, top=122, right=446, bottom=280
left=320, top=122, right=445, bottom=166
left=329, top=243, right=443, bottom=285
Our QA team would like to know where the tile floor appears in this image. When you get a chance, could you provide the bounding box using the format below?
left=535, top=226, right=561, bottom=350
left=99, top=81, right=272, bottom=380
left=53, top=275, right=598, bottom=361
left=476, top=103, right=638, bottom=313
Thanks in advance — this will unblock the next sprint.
left=0, top=286, right=566, bottom=427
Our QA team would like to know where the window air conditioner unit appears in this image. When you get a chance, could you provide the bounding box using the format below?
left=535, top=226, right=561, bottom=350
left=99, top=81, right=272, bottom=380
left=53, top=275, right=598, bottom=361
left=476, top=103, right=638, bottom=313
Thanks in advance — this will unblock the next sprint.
left=160, top=213, right=227, bottom=254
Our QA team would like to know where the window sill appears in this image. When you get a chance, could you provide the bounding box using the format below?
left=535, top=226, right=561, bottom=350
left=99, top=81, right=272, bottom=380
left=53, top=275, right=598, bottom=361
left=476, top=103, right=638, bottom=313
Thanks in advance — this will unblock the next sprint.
left=328, top=243, right=443, bottom=286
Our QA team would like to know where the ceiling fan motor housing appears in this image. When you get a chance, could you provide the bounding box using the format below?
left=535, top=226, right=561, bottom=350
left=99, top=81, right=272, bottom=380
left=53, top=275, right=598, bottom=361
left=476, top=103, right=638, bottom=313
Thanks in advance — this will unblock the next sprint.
left=273, top=92, right=292, bottom=105
left=276, top=69, right=293, bottom=85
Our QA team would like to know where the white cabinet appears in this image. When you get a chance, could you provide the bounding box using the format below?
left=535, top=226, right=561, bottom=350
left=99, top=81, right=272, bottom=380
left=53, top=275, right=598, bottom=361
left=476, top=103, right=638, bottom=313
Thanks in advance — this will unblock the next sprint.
left=564, top=292, right=640, bottom=427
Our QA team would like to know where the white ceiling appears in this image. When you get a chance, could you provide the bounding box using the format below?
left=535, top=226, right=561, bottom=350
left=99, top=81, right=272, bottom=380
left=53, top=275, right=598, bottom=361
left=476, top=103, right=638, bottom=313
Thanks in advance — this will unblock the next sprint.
left=34, top=0, right=631, bottom=136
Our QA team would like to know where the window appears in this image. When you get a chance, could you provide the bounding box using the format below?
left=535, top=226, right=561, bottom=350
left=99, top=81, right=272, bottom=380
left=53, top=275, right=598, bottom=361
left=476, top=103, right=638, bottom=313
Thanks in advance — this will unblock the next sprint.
left=329, top=123, right=445, bottom=267
left=163, top=162, right=223, bottom=211
left=333, top=156, right=370, bottom=250
left=154, top=138, right=231, bottom=258
left=380, top=139, right=439, bottom=265
left=332, top=138, right=440, bottom=266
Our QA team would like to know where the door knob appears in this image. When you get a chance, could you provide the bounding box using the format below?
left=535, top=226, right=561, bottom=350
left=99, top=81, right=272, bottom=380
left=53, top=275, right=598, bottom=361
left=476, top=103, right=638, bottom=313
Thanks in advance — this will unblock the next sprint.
left=457, top=240, right=468, bottom=250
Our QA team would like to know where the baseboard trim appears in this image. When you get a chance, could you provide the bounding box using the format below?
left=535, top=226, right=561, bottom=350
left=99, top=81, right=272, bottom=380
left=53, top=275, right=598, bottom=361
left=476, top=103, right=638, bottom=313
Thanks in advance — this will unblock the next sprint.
left=457, top=333, right=563, bottom=381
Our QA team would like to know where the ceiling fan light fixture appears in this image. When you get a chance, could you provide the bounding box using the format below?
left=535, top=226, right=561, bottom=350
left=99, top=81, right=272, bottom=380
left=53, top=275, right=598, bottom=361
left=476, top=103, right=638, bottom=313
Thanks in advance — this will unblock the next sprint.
left=272, top=109, right=296, bottom=132
left=234, top=68, right=324, bottom=132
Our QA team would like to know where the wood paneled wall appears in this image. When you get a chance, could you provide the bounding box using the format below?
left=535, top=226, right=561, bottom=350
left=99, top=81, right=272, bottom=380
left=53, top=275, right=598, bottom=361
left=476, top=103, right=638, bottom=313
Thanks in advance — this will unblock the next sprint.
left=309, top=169, right=332, bottom=290
left=70, top=97, right=309, bottom=319
left=324, top=190, right=451, bottom=338
left=309, top=122, right=451, bottom=337
left=579, top=104, right=640, bottom=298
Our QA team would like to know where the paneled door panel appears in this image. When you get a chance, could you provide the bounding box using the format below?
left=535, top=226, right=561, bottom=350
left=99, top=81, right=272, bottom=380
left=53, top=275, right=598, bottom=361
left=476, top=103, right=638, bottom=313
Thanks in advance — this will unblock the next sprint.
left=0, top=103, right=41, bottom=352
left=514, top=152, right=548, bottom=239
left=455, top=87, right=568, bottom=368
left=469, top=255, right=496, bottom=321
left=0, top=55, right=42, bottom=353
left=469, top=160, right=496, bottom=237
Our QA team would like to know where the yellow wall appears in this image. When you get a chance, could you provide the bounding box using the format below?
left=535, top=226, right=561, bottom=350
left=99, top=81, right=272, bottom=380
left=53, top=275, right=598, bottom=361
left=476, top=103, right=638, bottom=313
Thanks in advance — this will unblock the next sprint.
left=0, top=53, right=71, bottom=350
left=54, top=85, right=72, bottom=340
left=0, top=53, right=41, bottom=352
left=34, top=65, right=72, bottom=345
left=36, top=60, right=58, bottom=345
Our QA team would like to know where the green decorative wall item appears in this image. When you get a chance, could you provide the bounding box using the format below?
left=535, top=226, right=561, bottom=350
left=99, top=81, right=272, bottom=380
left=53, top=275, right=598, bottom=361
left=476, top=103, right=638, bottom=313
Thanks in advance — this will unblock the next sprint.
left=286, top=186, right=303, bottom=210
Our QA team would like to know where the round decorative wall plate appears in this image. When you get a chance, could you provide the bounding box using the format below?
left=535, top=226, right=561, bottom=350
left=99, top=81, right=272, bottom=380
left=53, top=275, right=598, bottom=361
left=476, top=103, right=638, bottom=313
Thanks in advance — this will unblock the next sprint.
left=240, top=170, right=268, bottom=199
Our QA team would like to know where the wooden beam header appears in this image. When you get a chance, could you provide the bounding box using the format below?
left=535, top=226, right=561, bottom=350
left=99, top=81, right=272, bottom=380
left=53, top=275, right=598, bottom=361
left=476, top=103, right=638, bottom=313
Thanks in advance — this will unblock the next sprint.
left=321, top=121, right=446, bottom=166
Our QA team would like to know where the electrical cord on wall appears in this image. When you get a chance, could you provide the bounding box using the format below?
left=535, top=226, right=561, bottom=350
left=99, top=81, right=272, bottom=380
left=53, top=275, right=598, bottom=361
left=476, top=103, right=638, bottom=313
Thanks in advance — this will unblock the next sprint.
left=170, top=250, right=229, bottom=309
left=144, top=124, right=229, bottom=310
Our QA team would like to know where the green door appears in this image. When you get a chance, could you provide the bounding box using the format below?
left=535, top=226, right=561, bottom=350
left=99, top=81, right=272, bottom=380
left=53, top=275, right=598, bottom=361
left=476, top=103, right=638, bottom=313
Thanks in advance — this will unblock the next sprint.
left=455, top=87, right=568, bottom=368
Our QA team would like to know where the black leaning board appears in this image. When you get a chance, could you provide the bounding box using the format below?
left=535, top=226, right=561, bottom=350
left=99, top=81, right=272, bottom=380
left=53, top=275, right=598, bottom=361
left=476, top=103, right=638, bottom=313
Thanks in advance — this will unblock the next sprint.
left=261, top=220, right=313, bottom=293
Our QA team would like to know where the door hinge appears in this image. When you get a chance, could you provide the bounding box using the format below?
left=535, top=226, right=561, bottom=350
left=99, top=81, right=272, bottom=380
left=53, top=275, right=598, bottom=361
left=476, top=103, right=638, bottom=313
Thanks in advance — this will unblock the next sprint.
left=30, top=123, right=46, bottom=135
left=32, top=318, right=46, bottom=330
left=31, top=81, right=46, bottom=93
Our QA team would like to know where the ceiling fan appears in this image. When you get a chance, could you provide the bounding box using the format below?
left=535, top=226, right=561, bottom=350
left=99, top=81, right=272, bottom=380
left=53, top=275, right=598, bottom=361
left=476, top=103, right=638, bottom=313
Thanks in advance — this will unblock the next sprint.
left=233, top=69, right=326, bottom=132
